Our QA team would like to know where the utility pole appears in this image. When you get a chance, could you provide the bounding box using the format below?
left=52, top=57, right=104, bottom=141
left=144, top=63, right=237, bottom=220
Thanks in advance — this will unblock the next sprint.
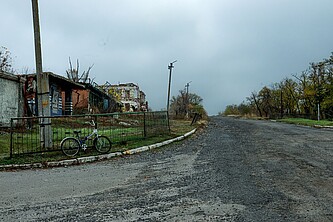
left=185, top=81, right=192, bottom=118
left=31, top=0, right=52, bottom=148
left=317, top=103, right=320, bottom=121
left=166, top=60, right=177, bottom=132
left=185, top=81, right=192, bottom=96
left=280, top=84, right=283, bottom=119
left=166, top=60, right=177, bottom=112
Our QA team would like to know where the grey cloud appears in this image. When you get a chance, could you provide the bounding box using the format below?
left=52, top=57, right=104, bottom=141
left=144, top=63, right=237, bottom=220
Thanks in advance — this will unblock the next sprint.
left=2, top=0, right=333, bottom=114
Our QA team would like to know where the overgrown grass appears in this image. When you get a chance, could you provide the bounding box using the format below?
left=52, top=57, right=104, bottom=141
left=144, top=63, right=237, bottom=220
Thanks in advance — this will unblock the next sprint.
left=0, top=135, right=173, bottom=166
left=0, top=119, right=198, bottom=165
left=3, top=126, right=145, bottom=159
left=0, top=132, right=10, bottom=159
left=170, top=119, right=196, bottom=134
left=278, top=118, right=333, bottom=127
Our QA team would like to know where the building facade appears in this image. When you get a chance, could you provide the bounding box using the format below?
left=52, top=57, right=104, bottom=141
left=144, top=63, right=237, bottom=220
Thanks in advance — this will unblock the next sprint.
left=0, top=71, right=24, bottom=127
left=21, top=72, right=85, bottom=116
left=72, top=82, right=119, bottom=114
left=105, top=83, right=148, bottom=112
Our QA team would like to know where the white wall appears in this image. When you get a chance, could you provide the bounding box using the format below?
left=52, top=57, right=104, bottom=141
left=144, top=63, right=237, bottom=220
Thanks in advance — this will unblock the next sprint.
left=0, top=74, right=22, bottom=127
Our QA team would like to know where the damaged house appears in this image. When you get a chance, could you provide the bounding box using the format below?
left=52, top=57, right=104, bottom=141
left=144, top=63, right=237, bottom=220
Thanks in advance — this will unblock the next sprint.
left=21, top=72, right=85, bottom=116
left=103, top=82, right=148, bottom=112
left=22, top=73, right=118, bottom=116
left=71, top=80, right=119, bottom=114
left=1, top=71, right=141, bottom=127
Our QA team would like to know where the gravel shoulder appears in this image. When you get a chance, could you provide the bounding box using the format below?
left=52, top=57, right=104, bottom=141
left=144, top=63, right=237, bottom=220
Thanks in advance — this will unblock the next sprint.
left=0, top=117, right=332, bottom=221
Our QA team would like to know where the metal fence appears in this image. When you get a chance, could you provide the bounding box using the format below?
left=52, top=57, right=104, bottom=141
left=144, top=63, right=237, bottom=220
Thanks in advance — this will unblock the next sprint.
left=9, top=111, right=169, bottom=157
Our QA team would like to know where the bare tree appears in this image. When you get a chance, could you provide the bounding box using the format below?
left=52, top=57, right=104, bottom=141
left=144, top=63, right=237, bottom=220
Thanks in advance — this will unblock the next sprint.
left=66, top=57, right=94, bottom=83
left=248, top=91, right=262, bottom=117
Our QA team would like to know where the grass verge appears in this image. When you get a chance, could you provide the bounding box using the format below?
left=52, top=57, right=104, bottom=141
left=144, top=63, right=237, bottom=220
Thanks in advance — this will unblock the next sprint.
left=277, top=118, right=333, bottom=127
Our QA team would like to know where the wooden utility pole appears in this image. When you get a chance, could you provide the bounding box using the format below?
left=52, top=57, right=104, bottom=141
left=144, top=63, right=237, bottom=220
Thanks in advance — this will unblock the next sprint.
left=280, top=84, right=283, bottom=118
left=31, top=0, right=52, bottom=148
left=185, top=81, right=192, bottom=118
left=166, top=60, right=177, bottom=113
left=166, top=60, right=177, bottom=132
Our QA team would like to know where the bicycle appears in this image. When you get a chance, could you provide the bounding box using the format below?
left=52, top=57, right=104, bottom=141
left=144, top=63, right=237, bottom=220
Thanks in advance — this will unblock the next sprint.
left=60, top=120, right=112, bottom=157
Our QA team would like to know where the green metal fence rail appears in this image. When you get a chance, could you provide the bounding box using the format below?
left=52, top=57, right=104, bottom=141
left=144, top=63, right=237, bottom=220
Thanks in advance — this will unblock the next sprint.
left=9, top=111, right=169, bottom=158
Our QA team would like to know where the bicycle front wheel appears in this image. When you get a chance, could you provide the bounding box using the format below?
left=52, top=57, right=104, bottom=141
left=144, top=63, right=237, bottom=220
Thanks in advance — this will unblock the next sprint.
left=61, top=137, right=80, bottom=157
left=94, top=136, right=111, bottom=153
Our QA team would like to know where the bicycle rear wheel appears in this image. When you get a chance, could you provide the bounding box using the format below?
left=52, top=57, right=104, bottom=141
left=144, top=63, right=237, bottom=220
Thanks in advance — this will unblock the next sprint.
left=94, top=136, right=111, bottom=153
left=61, top=137, right=80, bottom=157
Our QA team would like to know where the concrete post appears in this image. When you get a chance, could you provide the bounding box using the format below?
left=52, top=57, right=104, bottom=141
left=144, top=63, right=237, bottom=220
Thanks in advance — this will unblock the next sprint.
left=31, top=0, right=52, bottom=148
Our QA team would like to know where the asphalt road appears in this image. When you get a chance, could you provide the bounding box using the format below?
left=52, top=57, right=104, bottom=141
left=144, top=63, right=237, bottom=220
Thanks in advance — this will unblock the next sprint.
left=1, top=117, right=332, bottom=221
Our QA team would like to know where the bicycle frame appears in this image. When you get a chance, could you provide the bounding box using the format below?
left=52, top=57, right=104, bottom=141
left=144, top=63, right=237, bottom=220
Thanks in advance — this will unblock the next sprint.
left=75, top=128, right=98, bottom=149
left=79, top=129, right=98, bottom=142
left=61, top=121, right=111, bottom=156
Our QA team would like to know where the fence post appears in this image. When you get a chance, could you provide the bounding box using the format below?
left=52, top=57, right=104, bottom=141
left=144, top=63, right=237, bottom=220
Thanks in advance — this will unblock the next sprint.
left=10, top=118, right=14, bottom=158
left=143, top=112, right=147, bottom=138
left=94, top=115, right=98, bottom=129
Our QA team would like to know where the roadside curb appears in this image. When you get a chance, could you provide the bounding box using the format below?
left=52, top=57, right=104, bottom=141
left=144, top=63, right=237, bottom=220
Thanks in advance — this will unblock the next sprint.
left=0, top=129, right=197, bottom=171
left=313, top=125, right=333, bottom=129
left=122, top=129, right=196, bottom=155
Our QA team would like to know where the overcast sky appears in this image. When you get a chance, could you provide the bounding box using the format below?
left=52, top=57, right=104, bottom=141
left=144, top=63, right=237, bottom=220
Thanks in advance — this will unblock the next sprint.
left=2, top=0, right=333, bottom=115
